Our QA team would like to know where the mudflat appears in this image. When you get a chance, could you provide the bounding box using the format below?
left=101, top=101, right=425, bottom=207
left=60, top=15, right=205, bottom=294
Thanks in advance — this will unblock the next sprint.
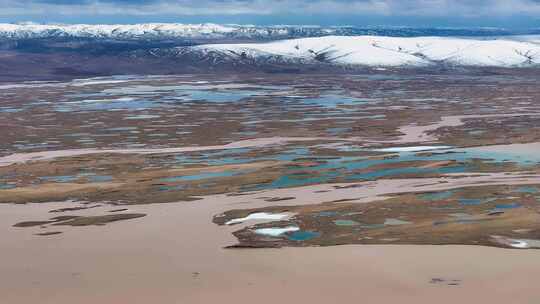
left=1, top=199, right=539, bottom=304
left=2, top=72, right=540, bottom=303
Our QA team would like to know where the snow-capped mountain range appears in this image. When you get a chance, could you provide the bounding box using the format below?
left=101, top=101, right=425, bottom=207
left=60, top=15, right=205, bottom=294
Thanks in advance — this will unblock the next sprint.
left=2, top=23, right=540, bottom=69
left=177, top=35, right=540, bottom=67
left=0, top=23, right=244, bottom=40
left=0, top=23, right=537, bottom=40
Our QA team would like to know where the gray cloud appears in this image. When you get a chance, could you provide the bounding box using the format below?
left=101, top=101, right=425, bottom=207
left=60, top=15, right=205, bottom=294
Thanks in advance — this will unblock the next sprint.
left=1, top=0, right=540, bottom=18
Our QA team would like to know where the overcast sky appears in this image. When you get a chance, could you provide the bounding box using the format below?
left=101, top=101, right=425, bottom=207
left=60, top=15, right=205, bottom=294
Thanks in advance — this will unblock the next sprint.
left=1, top=0, right=540, bottom=28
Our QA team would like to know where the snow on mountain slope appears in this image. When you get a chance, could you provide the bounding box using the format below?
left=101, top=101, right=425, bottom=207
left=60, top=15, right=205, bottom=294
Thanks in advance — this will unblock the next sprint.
left=1, top=23, right=538, bottom=41
left=511, top=35, right=540, bottom=45
left=0, top=23, right=238, bottom=39
left=187, top=36, right=540, bottom=67
left=0, top=23, right=424, bottom=40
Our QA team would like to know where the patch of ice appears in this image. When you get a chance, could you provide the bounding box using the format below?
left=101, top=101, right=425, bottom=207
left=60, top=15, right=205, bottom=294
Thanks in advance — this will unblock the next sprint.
left=254, top=226, right=300, bottom=237
left=384, top=218, right=412, bottom=226
left=491, top=235, right=540, bottom=249
left=375, top=146, right=453, bottom=152
left=70, top=79, right=132, bottom=87
left=225, top=212, right=290, bottom=225
left=509, top=240, right=530, bottom=249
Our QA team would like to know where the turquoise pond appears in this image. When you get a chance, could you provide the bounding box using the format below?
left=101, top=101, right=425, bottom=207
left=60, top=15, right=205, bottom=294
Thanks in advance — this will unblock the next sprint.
left=158, top=144, right=540, bottom=191
left=494, top=203, right=522, bottom=209
left=315, top=211, right=339, bottom=217
left=62, top=84, right=289, bottom=108
left=300, top=93, right=367, bottom=108
left=158, top=185, right=186, bottom=192
left=41, top=83, right=298, bottom=114
left=287, top=231, right=321, bottom=241
left=39, top=175, right=79, bottom=183
left=85, top=175, right=113, bottom=183
left=0, top=107, right=23, bottom=113
left=179, top=90, right=255, bottom=103
left=514, top=186, right=539, bottom=194
left=61, top=83, right=373, bottom=111
left=0, top=183, right=16, bottom=190
left=23, top=141, right=540, bottom=192
left=458, top=198, right=497, bottom=206
left=38, top=174, right=113, bottom=183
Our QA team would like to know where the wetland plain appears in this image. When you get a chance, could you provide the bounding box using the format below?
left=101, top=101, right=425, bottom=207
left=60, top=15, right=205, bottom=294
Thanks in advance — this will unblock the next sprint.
left=2, top=71, right=540, bottom=303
